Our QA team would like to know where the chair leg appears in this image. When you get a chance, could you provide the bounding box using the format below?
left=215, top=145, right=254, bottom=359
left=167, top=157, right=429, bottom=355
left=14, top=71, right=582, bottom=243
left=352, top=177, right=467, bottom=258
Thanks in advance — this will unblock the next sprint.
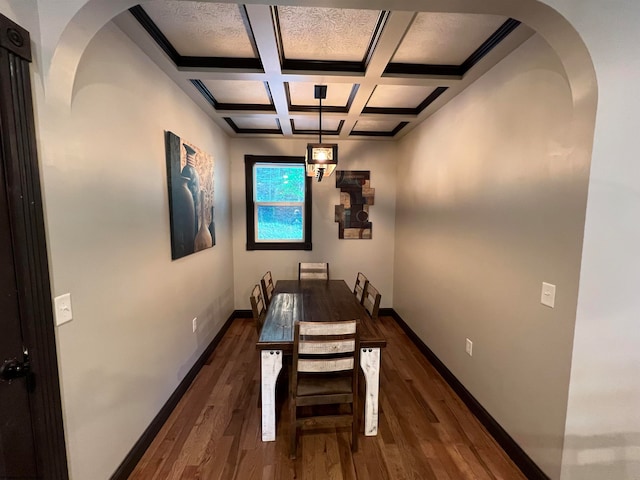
left=352, top=408, right=358, bottom=452
left=290, top=399, right=297, bottom=459
left=288, top=361, right=297, bottom=458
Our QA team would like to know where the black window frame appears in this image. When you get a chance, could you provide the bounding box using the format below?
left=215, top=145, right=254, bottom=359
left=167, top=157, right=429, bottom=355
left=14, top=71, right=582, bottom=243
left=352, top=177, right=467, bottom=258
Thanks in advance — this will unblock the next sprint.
left=245, top=155, right=312, bottom=250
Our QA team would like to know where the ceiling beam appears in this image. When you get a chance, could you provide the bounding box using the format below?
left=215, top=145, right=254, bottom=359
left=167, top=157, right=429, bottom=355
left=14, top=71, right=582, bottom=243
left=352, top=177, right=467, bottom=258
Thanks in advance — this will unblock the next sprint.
left=244, top=4, right=291, bottom=135
left=340, top=10, right=416, bottom=138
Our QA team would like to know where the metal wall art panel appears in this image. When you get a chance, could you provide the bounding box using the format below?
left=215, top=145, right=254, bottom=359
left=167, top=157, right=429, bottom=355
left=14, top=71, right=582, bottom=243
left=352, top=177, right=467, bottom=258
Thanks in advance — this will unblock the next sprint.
left=334, top=170, right=374, bottom=239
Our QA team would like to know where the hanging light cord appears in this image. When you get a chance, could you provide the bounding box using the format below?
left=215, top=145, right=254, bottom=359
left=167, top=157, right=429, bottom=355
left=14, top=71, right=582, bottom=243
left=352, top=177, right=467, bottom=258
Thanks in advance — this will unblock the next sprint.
left=319, top=95, right=323, bottom=144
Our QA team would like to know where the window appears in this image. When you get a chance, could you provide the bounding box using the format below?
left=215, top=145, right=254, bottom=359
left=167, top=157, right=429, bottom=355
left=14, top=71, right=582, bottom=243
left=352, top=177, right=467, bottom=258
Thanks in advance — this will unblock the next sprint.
left=245, top=155, right=312, bottom=250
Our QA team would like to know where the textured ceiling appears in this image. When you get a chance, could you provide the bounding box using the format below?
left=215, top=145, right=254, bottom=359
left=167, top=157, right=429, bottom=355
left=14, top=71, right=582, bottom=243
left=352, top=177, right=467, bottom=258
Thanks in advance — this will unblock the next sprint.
left=278, top=7, right=380, bottom=62
left=142, top=2, right=257, bottom=57
left=115, top=3, right=533, bottom=139
left=391, top=13, right=508, bottom=65
left=201, top=80, right=271, bottom=105
left=288, top=82, right=353, bottom=107
left=368, top=85, right=438, bottom=109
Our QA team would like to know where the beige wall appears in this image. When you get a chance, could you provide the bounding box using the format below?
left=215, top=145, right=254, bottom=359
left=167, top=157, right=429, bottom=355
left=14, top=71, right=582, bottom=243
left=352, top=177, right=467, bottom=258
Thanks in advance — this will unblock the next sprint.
left=394, top=34, right=589, bottom=478
left=36, top=22, right=234, bottom=479
left=230, top=138, right=396, bottom=310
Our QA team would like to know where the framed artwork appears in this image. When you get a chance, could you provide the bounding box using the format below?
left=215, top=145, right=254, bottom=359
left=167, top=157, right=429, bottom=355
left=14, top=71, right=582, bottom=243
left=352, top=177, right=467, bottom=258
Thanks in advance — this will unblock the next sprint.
left=165, top=131, right=215, bottom=259
left=334, top=170, right=374, bottom=239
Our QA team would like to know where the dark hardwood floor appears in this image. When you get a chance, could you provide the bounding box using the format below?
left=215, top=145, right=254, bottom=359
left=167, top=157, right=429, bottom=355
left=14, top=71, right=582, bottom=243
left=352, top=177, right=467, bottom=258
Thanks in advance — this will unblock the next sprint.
left=128, top=316, right=526, bottom=479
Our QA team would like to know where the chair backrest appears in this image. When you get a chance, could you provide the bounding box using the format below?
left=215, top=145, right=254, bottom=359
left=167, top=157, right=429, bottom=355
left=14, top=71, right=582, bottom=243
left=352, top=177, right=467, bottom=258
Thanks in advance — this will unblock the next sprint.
left=261, top=271, right=275, bottom=307
left=293, top=320, right=360, bottom=376
left=362, top=282, right=381, bottom=320
left=353, top=272, right=368, bottom=303
left=298, top=262, right=329, bottom=280
left=249, top=284, right=266, bottom=334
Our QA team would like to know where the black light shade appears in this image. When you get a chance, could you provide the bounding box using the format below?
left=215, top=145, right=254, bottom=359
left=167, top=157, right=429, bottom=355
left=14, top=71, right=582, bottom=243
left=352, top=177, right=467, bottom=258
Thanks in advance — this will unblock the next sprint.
left=306, top=143, right=338, bottom=180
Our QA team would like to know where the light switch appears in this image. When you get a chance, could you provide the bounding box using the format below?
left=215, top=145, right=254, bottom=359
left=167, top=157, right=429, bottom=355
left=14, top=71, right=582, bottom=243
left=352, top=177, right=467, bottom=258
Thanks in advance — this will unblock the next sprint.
left=541, top=282, right=556, bottom=308
left=465, top=338, right=473, bottom=356
left=54, top=293, right=73, bottom=326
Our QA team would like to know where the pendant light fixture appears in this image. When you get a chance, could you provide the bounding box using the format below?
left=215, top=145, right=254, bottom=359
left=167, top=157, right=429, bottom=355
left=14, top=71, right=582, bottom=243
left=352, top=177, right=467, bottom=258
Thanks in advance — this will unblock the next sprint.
left=305, top=85, right=338, bottom=182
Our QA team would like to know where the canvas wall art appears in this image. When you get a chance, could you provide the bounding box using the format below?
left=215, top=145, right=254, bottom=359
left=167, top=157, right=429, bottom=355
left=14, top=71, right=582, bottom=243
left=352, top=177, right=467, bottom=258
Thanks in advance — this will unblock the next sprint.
left=165, top=131, right=215, bottom=259
left=334, top=170, right=374, bottom=239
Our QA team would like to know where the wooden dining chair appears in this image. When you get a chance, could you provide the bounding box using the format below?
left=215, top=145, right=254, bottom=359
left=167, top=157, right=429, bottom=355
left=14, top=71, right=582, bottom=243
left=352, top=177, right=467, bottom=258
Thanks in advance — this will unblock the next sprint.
left=362, top=282, right=381, bottom=320
left=261, top=271, right=275, bottom=307
left=289, top=319, right=360, bottom=458
left=249, top=284, right=266, bottom=335
left=298, top=262, right=329, bottom=280
left=353, top=272, right=368, bottom=304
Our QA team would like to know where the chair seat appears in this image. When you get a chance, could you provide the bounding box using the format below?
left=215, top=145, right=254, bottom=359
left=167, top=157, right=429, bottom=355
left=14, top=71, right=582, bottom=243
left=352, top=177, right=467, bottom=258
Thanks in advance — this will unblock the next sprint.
left=297, top=375, right=352, bottom=397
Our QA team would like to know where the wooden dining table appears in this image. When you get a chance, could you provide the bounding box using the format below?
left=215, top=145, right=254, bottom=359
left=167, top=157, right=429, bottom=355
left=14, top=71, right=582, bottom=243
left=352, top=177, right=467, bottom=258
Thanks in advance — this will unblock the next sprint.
left=256, top=279, right=387, bottom=442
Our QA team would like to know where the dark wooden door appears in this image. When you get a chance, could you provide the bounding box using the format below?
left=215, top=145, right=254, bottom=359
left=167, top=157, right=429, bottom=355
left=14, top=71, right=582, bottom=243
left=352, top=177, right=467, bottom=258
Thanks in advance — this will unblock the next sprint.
left=0, top=13, right=68, bottom=479
left=0, top=172, right=37, bottom=476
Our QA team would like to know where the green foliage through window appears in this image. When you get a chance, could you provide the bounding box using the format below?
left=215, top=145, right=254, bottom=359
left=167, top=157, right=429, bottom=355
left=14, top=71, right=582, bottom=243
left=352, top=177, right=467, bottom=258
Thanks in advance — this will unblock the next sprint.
left=245, top=155, right=311, bottom=250
left=255, top=165, right=305, bottom=203
left=254, top=164, right=305, bottom=242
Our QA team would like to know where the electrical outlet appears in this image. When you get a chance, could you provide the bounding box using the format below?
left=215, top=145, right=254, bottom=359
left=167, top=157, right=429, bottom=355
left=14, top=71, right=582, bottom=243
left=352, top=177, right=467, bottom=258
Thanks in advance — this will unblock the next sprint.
left=192, top=317, right=197, bottom=333
left=465, top=338, right=473, bottom=356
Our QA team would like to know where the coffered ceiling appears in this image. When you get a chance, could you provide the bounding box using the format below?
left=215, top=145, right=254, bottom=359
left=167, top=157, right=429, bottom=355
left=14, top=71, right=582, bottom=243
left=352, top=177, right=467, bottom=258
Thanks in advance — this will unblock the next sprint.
left=114, top=2, right=533, bottom=139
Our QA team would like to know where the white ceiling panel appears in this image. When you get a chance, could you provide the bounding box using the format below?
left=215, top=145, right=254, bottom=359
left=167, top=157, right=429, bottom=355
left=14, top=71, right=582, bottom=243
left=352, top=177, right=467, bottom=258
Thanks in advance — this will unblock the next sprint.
left=231, top=117, right=280, bottom=129
left=278, top=7, right=380, bottom=61
left=288, top=82, right=354, bottom=107
left=367, top=85, right=436, bottom=109
left=392, top=13, right=508, bottom=65
left=201, top=80, right=271, bottom=105
left=143, top=2, right=256, bottom=58
left=353, top=119, right=401, bottom=132
left=293, top=117, right=343, bottom=131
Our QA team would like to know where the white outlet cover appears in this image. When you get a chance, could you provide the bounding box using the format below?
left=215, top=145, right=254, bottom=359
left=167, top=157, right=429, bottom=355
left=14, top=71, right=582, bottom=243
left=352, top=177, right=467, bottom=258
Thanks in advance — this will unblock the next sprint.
left=465, top=338, right=473, bottom=356
left=54, top=293, right=73, bottom=326
left=541, top=282, right=556, bottom=308
left=192, top=317, right=197, bottom=332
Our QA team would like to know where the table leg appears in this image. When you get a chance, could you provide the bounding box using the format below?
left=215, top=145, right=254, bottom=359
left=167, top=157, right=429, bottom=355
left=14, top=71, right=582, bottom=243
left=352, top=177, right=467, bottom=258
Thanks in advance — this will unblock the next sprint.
left=360, top=347, right=381, bottom=436
left=261, top=349, right=283, bottom=441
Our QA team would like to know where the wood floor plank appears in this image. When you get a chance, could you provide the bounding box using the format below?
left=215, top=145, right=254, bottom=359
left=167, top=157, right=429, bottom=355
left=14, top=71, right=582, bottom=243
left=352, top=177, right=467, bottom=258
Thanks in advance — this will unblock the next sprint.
left=444, top=444, right=477, bottom=479
left=196, top=435, right=233, bottom=479
left=421, top=442, right=453, bottom=480
left=336, top=432, right=357, bottom=480
left=456, top=444, right=496, bottom=480
left=430, top=442, right=469, bottom=479
left=128, top=316, right=526, bottom=480
left=379, top=443, right=409, bottom=480
left=360, top=436, right=390, bottom=480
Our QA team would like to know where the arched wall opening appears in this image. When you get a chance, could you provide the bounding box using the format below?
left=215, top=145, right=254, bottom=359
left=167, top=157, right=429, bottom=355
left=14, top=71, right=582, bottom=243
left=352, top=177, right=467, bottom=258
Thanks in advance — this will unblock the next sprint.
left=35, top=1, right=598, bottom=479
